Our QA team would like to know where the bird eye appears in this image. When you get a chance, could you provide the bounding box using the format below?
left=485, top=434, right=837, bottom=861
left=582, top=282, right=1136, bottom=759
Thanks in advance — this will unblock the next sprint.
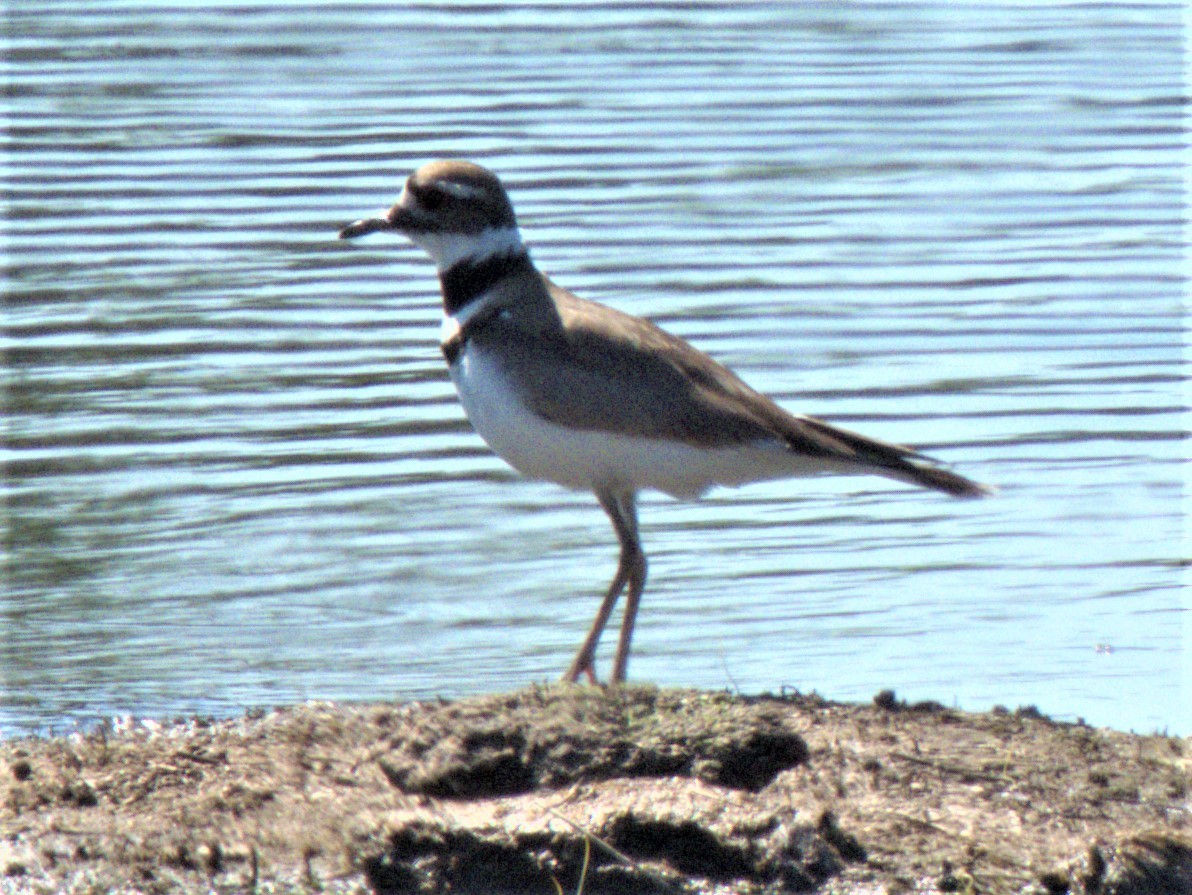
left=411, top=182, right=446, bottom=211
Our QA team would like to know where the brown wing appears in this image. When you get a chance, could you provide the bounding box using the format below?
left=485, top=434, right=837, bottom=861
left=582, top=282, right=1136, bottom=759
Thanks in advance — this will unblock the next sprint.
left=474, top=276, right=990, bottom=498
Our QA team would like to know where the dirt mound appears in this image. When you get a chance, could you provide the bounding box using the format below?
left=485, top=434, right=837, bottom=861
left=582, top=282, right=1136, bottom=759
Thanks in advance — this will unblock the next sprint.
left=1, top=686, right=1188, bottom=894
left=374, top=686, right=807, bottom=797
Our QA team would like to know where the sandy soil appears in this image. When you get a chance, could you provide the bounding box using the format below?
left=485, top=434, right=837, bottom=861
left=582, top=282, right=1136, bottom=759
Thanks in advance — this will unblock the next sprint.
left=1, top=686, right=1188, bottom=894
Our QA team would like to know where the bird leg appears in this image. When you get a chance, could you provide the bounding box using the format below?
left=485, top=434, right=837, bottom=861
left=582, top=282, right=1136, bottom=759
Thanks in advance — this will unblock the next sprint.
left=562, top=490, right=647, bottom=685
left=607, top=493, right=646, bottom=684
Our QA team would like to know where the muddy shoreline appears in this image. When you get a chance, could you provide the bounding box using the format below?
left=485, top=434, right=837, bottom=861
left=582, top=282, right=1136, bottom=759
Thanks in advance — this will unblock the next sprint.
left=2, top=686, right=1188, bottom=894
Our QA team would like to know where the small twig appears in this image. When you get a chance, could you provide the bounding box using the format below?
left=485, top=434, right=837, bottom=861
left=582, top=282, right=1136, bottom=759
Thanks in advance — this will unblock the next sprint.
left=550, top=818, right=591, bottom=894
left=886, top=810, right=955, bottom=836
left=546, top=807, right=682, bottom=893
left=247, top=845, right=259, bottom=892
left=174, top=748, right=223, bottom=766
left=577, top=834, right=591, bottom=895
left=891, top=752, right=1009, bottom=785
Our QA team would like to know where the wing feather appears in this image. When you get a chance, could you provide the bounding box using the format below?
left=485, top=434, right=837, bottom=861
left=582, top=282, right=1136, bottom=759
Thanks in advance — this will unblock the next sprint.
left=467, top=276, right=991, bottom=498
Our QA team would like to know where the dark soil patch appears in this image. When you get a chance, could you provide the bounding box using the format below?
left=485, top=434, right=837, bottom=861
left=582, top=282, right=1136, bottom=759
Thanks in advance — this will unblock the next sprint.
left=1, top=686, right=1188, bottom=894
left=374, top=686, right=807, bottom=798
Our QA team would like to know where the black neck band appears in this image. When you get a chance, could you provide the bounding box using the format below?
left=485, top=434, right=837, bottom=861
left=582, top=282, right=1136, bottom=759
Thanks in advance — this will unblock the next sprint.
left=439, top=251, right=533, bottom=316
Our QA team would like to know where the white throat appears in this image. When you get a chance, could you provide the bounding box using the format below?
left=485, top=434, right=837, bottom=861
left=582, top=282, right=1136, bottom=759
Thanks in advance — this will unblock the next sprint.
left=410, top=226, right=524, bottom=272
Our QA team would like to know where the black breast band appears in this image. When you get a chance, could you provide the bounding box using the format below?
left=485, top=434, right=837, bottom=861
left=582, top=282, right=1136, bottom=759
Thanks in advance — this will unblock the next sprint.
left=439, top=251, right=532, bottom=317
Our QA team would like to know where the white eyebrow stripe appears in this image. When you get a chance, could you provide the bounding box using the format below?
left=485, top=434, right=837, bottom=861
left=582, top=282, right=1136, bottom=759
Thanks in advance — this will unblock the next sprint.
left=437, top=180, right=486, bottom=200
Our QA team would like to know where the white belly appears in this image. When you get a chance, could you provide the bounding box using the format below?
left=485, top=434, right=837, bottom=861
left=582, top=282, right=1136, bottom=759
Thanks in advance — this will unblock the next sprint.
left=448, top=341, right=828, bottom=498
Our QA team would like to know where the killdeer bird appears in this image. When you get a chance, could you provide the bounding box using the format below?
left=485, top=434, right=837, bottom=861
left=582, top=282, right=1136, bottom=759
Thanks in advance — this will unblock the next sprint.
left=340, top=160, right=992, bottom=685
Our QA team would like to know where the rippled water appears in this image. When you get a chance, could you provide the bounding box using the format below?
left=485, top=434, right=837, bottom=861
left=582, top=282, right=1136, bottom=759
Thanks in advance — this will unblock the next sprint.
left=3, top=2, right=1186, bottom=736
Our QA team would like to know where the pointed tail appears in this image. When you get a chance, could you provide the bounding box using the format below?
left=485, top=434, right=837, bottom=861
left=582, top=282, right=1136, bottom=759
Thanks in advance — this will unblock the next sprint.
left=782, top=413, right=995, bottom=499
left=898, top=461, right=996, bottom=499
